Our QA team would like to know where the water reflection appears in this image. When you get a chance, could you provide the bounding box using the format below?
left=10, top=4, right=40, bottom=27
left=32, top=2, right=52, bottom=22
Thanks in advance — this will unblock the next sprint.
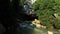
left=16, top=19, right=47, bottom=34
left=17, top=21, right=34, bottom=34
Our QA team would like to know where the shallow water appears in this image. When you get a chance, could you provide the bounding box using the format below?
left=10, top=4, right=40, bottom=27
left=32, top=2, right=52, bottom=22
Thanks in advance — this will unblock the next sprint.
left=16, top=21, right=47, bottom=34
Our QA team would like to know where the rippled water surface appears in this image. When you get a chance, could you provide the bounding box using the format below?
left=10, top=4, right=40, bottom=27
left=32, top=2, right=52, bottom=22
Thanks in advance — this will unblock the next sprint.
left=16, top=21, right=47, bottom=34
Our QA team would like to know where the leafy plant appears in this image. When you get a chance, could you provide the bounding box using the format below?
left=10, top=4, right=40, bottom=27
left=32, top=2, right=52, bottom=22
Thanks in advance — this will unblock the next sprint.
left=32, top=0, right=60, bottom=29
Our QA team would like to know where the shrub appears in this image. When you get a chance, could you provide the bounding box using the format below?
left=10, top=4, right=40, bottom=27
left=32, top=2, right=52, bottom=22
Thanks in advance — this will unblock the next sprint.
left=32, top=0, right=60, bottom=29
left=53, top=18, right=60, bottom=29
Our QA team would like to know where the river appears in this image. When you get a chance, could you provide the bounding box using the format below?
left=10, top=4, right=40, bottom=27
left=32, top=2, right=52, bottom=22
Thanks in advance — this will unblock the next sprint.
left=16, top=20, right=47, bottom=34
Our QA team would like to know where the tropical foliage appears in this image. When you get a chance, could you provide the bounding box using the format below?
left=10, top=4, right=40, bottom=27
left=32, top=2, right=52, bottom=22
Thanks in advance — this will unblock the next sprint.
left=32, top=0, right=60, bottom=29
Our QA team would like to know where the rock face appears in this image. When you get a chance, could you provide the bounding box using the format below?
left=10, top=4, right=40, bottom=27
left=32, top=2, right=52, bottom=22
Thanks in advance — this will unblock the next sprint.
left=23, top=0, right=35, bottom=15
left=19, top=14, right=38, bottom=21
left=0, top=0, right=19, bottom=34
left=0, top=0, right=37, bottom=34
left=18, top=0, right=38, bottom=21
left=0, top=23, right=6, bottom=34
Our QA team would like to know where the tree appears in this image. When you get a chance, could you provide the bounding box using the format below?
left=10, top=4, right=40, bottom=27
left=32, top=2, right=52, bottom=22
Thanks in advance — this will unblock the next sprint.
left=32, top=0, right=60, bottom=29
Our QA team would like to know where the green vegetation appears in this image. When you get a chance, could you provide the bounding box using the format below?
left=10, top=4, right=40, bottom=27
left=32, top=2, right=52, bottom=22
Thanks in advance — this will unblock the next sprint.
left=32, top=0, right=60, bottom=29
